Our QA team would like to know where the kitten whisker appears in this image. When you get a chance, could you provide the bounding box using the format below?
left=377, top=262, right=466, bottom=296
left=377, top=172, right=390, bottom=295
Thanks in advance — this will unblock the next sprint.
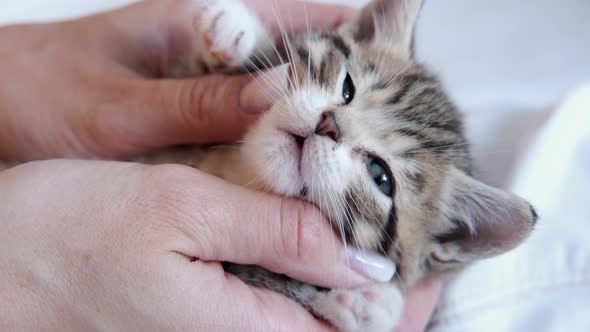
left=241, top=55, right=296, bottom=111
left=244, top=48, right=297, bottom=103
left=349, top=183, right=393, bottom=253
left=238, top=60, right=289, bottom=108
left=271, top=0, right=300, bottom=92
left=332, top=185, right=365, bottom=252
left=302, top=4, right=312, bottom=87
left=305, top=159, right=352, bottom=281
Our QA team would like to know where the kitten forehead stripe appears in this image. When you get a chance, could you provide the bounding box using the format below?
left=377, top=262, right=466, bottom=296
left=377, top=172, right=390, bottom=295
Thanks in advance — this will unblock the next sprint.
left=321, top=33, right=351, bottom=58
left=394, top=127, right=429, bottom=141
left=318, top=51, right=337, bottom=87
left=371, top=80, right=390, bottom=91
left=394, top=128, right=459, bottom=155
left=395, top=87, right=464, bottom=136
left=386, top=73, right=435, bottom=106
left=330, top=35, right=351, bottom=58
left=296, top=47, right=311, bottom=68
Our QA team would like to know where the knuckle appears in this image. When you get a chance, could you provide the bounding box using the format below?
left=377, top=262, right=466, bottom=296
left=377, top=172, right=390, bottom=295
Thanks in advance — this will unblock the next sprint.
left=178, top=78, right=215, bottom=129
left=177, top=75, right=243, bottom=132
left=144, top=164, right=195, bottom=191
left=279, top=199, right=323, bottom=262
left=140, top=164, right=201, bottom=216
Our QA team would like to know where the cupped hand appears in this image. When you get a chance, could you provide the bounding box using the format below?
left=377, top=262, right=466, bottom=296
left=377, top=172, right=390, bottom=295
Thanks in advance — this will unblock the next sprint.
left=0, top=159, right=380, bottom=331
left=396, top=279, right=442, bottom=332
left=0, top=158, right=441, bottom=332
left=0, top=0, right=354, bottom=161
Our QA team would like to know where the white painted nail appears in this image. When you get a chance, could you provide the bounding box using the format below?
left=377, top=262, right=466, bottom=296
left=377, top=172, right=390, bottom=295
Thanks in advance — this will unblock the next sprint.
left=239, top=64, right=289, bottom=113
left=344, top=248, right=396, bottom=283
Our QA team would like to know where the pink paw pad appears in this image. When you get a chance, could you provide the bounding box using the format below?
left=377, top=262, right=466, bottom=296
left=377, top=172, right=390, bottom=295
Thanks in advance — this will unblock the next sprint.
left=362, top=290, right=378, bottom=303
left=312, top=284, right=404, bottom=332
left=336, top=293, right=351, bottom=306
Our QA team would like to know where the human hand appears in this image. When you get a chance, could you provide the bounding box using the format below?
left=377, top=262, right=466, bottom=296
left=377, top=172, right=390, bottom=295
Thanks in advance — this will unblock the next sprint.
left=0, top=158, right=440, bottom=332
left=0, top=0, right=354, bottom=161
left=0, top=159, right=393, bottom=331
left=396, top=279, right=442, bottom=332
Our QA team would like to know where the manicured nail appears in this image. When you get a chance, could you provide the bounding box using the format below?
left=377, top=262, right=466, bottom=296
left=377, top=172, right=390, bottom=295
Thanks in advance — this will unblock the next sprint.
left=239, top=64, right=289, bottom=113
left=344, top=248, right=396, bottom=283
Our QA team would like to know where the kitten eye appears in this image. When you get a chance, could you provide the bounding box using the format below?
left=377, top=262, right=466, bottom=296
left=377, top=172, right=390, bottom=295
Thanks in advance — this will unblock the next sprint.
left=342, top=73, right=355, bottom=104
left=367, top=156, right=394, bottom=197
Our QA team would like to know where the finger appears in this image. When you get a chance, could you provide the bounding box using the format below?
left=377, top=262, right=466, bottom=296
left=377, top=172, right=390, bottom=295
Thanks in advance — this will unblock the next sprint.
left=230, top=284, right=335, bottom=332
left=166, top=258, right=334, bottom=332
left=245, top=0, right=356, bottom=36
left=157, top=167, right=395, bottom=288
left=95, top=0, right=196, bottom=75
left=95, top=65, right=287, bottom=154
left=394, top=279, right=443, bottom=332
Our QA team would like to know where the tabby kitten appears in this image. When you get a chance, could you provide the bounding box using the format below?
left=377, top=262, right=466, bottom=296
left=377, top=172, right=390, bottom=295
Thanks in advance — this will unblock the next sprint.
left=145, top=0, right=538, bottom=331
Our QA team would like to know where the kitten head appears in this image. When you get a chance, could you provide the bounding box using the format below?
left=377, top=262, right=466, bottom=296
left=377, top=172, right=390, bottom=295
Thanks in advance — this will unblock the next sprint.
left=241, top=0, right=537, bottom=285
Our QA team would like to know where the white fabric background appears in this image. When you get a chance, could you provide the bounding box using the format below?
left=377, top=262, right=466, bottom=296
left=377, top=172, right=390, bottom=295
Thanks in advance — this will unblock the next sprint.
left=2, top=0, right=589, bottom=330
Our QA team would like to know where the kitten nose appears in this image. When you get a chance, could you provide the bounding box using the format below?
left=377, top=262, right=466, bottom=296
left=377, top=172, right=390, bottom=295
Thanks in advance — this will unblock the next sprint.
left=315, top=111, right=341, bottom=143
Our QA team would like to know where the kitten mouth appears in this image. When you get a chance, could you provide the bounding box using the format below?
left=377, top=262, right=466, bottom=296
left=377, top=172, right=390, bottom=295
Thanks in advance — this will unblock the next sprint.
left=287, top=132, right=306, bottom=165
left=286, top=132, right=307, bottom=194
left=299, top=186, right=308, bottom=198
left=293, top=134, right=305, bottom=174
left=293, top=134, right=305, bottom=150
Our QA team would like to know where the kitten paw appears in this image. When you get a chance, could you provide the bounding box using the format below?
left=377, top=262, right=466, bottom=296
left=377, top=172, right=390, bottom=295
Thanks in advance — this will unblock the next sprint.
left=194, top=0, right=268, bottom=71
left=312, top=284, right=403, bottom=332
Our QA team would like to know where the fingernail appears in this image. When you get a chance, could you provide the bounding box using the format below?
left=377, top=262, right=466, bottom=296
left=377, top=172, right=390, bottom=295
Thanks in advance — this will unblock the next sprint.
left=344, top=248, right=396, bottom=283
left=239, top=64, right=289, bottom=114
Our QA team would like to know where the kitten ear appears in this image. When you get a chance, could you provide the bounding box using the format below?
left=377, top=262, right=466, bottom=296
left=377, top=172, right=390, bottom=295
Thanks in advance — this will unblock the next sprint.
left=430, top=169, right=538, bottom=269
left=342, top=0, right=423, bottom=56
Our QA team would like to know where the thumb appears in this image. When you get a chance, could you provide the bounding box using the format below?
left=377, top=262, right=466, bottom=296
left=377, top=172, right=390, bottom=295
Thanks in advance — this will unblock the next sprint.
left=146, top=65, right=287, bottom=143
left=99, top=65, right=288, bottom=154
left=169, top=170, right=396, bottom=288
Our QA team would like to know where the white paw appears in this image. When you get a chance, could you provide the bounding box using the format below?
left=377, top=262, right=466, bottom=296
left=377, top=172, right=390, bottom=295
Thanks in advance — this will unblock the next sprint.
left=312, top=284, right=403, bottom=332
left=194, top=0, right=269, bottom=71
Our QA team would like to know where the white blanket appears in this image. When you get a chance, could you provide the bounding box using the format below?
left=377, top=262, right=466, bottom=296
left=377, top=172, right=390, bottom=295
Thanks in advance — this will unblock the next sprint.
left=430, top=86, right=590, bottom=331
